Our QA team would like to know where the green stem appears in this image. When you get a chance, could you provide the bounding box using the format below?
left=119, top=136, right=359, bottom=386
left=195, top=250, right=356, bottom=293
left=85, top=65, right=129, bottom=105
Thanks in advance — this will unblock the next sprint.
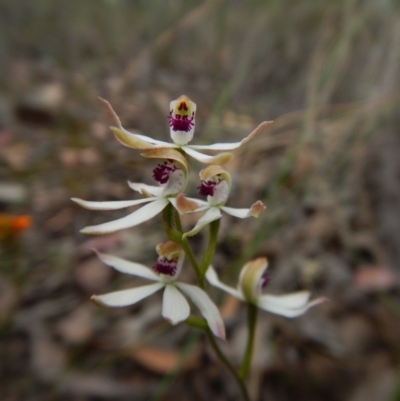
left=185, top=315, right=208, bottom=330
left=200, top=219, right=220, bottom=280
left=239, top=303, right=258, bottom=379
left=205, top=328, right=251, bottom=401
left=181, top=240, right=203, bottom=286
left=174, top=209, right=183, bottom=233
left=166, top=208, right=249, bottom=399
left=162, top=206, right=202, bottom=285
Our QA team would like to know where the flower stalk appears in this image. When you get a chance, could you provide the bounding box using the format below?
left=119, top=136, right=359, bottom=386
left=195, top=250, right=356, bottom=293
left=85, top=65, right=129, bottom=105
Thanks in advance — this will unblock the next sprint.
left=240, top=304, right=258, bottom=379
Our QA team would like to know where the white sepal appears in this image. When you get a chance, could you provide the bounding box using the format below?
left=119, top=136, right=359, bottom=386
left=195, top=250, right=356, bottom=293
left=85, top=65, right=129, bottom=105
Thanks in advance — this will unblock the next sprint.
left=257, top=292, right=325, bottom=318
left=71, top=197, right=157, bottom=210
left=205, top=266, right=243, bottom=300
left=91, top=283, right=164, bottom=307
left=177, top=283, right=226, bottom=340
left=80, top=198, right=169, bottom=235
left=94, top=251, right=160, bottom=281
left=183, top=207, right=222, bottom=238
left=162, top=285, right=191, bottom=325
left=189, top=121, right=273, bottom=151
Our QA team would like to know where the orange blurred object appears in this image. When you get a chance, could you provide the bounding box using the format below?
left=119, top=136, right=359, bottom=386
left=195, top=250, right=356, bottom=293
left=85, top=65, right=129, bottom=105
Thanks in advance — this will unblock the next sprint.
left=0, top=214, right=31, bottom=239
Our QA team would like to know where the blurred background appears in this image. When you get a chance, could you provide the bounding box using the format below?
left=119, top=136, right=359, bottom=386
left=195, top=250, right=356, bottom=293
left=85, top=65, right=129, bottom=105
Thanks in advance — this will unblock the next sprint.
left=1, top=0, right=400, bottom=400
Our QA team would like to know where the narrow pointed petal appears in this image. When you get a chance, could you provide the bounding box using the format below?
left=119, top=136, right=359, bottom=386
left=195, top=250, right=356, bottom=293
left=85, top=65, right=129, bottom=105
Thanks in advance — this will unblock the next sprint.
left=98, top=97, right=123, bottom=128
left=183, top=207, right=222, bottom=238
left=91, top=282, right=164, bottom=307
left=80, top=198, right=169, bottom=235
left=257, top=292, right=326, bottom=318
left=221, top=200, right=266, bottom=219
left=177, top=283, right=226, bottom=340
left=174, top=194, right=206, bottom=214
left=162, top=285, right=190, bottom=325
left=205, top=266, right=243, bottom=300
left=99, top=99, right=173, bottom=148
left=181, top=146, right=233, bottom=165
left=168, top=196, right=208, bottom=213
left=220, top=206, right=252, bottom=219
left=128, top=182, right=164, bottom=197
left=111, top=127, right=169, bottom=150
left=71, top=197, right=156, bottom=210
left=94, top=251, right=160, bottom=281
left=189, top=121, right=273, bottom=151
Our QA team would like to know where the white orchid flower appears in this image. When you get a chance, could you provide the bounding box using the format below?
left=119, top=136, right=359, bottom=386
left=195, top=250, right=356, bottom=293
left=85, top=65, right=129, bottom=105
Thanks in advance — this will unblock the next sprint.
left=99, top=95, right=273, bottom=165
left=91, top=241, right=226, bottom=339
left=206, top=258, right=326, bottom=318
left=71, top=149, right=188, bottom=235
left=176, top=165, right=266, bottom=238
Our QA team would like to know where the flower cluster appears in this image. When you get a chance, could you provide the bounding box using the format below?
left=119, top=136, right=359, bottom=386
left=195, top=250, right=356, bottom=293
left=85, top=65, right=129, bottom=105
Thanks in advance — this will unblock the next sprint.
left=72, top=95, right=325, bottom=351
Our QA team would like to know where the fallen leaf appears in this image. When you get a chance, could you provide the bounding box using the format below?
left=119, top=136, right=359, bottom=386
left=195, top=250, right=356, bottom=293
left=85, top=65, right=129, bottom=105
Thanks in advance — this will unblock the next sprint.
left=56, top=305, right=94, bottom=344
left=130, top=345, right=200, bottom=374
left=74, top=257, right=113, bottom=292
left=219, top=294, right=241, bottom=319
left=60, top=373, right=150, bottom=398
left=354, top=265, right=397, bottom=292
left=31, top=330, right=67, bottom=381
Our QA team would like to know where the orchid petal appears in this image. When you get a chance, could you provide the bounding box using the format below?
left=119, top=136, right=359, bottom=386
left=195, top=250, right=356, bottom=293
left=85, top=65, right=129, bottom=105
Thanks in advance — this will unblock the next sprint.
left=174, top=194, right=208, bottom=214
left=205, top=266, right=243, bottom=300
left=168, top=196, right=207, bottom=213
left=141, top=148, right=189, bottom=177
left=99, top=98, right=173, bottom=149
left=161, top=169, right=185, bottom=196
left=71, top=197, right=156, bottom=210
left=181, top=146, right=233, bottom=165
left=189, top=121, right=273, bottom=151
left=94, top=251, right=160, bottom=281
left=91, top=282, right=164, bottom=307
left=220, top=206, right=253, bottom=219
left=128, top=182, right=164, bottom=197
left=238, top=258, right=268, bottom=302
left=111, top=126, right=173, bottom=150
left=177, top=282, right=226, bottom=340
left=257, top=292, right=326, bottom=318
left=134, top=133, right=176, bottom=146
left=162, top=285, right=190, bottom=325
left=80, top=198, right=169, bottom=235
left=182, top=206, right=222, bottom=238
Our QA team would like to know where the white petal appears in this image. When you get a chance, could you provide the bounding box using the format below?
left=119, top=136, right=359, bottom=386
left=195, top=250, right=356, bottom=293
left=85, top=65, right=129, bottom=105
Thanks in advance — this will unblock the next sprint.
left=161, top=169, right=185, bottom=196
left=171, top=195, right=209, bottom=214
left=182, top=207, right=222, bottom=238
left=135, top=133, right=176, bottom=147
left=80, top=198, right=169, bottom=235
left=205, top=266, right=243, bottom=300
left=208, top=180, right=230, bottom=206
left=189, top=121, right=273, bottom=151
left=71, top=197, right=156, bottom=210
left=257, top=292, right=325, bottom=318
left=171, top=130, right=194, bottom=146
left=128, top=182, right=164, bottom=197
left=162, top=285, right=190, bottom=325
left=220, top=206, right=253, bottom=219
left=94, top=251, right=160, bottom=281
left=181, top=146, right=233, bottom=165
left=177, top=283, right=226, bottom=340
left=99, top=98, right=175, bottom=148
left=91, top=282, right=164, bottom=307
left=111, top=126, right=175, bottom=150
